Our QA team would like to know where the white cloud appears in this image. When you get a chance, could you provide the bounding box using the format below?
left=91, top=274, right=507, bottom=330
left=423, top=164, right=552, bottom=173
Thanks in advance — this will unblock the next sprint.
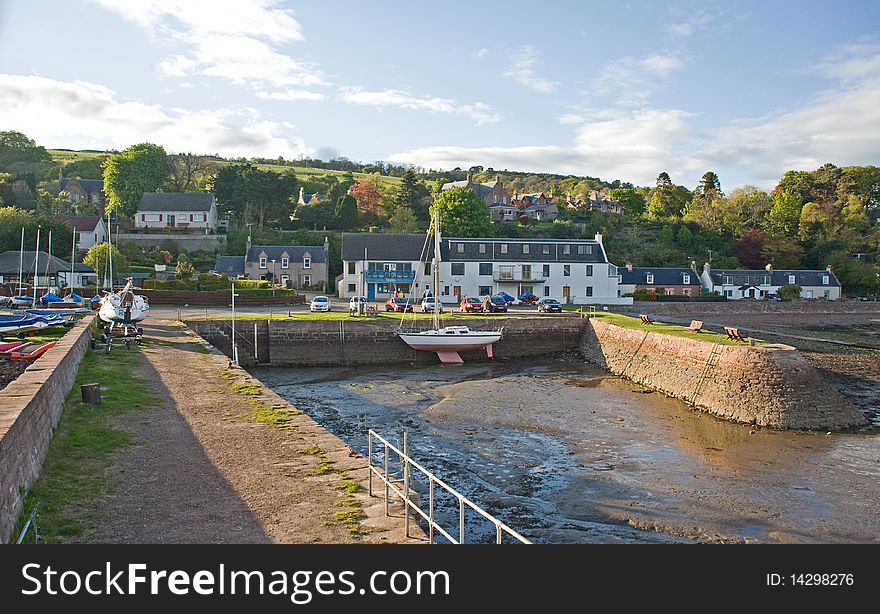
left=598, top=52, right=686, bottom=105
left=0, top=74, right=311, bottom=158
left=665, top=7, right=723, bottom=37
left=339, top=87, right=500, bottom=126
left=475, top=48, right=489, bottom=60
left=503, top=46, right=558, bottom=93
left=91, top=0, right=327, bottom=93
left=256, top=90, right=325, bottom=101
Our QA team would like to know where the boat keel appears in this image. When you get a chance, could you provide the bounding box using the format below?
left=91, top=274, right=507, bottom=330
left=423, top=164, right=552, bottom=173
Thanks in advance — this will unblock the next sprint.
left=436, top=351, right=464, bottom=364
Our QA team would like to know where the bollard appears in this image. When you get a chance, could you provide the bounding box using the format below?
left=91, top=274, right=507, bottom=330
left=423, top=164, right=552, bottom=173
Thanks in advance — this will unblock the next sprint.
left=81, top=383, right=101, bottom=404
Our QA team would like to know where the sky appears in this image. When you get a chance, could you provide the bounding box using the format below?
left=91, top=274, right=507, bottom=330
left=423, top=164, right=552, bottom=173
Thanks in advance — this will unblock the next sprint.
left=1, top=0, right=879, bottom=190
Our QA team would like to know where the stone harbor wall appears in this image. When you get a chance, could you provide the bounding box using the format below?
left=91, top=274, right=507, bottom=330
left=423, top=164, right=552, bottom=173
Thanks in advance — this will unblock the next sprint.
left=580, top=318, right=866, bottom=430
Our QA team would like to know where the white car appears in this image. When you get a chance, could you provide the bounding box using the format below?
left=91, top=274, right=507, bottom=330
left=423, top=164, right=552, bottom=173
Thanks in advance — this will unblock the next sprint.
left=349, top=295, right=369, bottom=313
left=421, top=297, right=443, bottom=313
left=309, top=296, right=331, bottom=312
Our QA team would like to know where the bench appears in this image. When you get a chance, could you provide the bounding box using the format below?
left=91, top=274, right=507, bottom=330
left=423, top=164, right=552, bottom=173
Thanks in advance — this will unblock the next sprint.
left=724, top=326, right=746, bottom=342
left=366, top=304, right=377, bottom=315
left=639, top=314, right=654, bottom=325
left=687, top=320, right=703, bottom=333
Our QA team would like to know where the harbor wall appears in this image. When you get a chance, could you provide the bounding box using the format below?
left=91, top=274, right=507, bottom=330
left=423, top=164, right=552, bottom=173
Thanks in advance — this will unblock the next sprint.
left=0, top=315, right=96, bottom=543
left=580, top=318, right=866, bottom=430
left=186, top=317, right=589, bottom=367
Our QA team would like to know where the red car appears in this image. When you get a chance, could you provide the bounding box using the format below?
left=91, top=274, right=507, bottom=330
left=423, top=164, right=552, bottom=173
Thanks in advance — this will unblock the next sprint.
left=385, top=297, right=414, bottom=312
left=459, top=297, right=484, bottom=313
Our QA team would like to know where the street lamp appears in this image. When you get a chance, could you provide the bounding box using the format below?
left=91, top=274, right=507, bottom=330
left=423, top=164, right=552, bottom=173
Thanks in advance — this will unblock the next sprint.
left=270, top=259, right=276, bottom=297
left=231, top=283, right=240, bottom=364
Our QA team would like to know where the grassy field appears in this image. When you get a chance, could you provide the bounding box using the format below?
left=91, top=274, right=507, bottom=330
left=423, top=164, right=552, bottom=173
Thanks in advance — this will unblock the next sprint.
left=590, top=312, right=762, bottom=346
left=48, top=149, right=110, bottom=164
left=13, top=344, right=159, bottom=543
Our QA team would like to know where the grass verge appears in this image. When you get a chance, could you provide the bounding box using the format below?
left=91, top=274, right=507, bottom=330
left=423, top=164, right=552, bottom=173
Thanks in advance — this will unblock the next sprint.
left=13, top=345, right=160, bottom=543
left=590, top=312, right=763, bottom=345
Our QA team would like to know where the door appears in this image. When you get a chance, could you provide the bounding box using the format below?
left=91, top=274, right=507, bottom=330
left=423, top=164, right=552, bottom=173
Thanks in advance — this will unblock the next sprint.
left=453, top=285, right=461, bottom=302
left=168, top=214, right=175, bottom=227
left=805, top=290, right=814, bottom=299
left=563, top=286, right=571, bottom=303
left=521, top=265, right=531, bottom=281
left=367, top=283, right=375, bottom=300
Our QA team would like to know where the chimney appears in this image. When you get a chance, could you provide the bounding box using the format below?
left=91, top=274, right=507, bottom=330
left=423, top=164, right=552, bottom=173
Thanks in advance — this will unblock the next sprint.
left=826, top=265, right=833, bottom=273
left=246, top=233, right=252, bottom=256
left=594, top=232, right=603, bottom=245
left=590, top=190, right=598, bottom=201
left=298, top=186, right=304, bottom=202
left=765, top=263, right=773, bottom=273
left=703, top=262, right=711, bottom=277
left=626, top=263, right=633, bottom=272
left=690, top=260, right=698, bottom=275
left=466, top=173, right=472, bottom=184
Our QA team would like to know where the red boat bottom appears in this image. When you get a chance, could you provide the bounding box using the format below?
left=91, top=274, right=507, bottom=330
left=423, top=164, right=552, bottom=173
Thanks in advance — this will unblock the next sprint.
left=436, top=351, right=464, bottom=364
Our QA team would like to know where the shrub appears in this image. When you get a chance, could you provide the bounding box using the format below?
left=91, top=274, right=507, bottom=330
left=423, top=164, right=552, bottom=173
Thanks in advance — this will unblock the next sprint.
left=778, top=284, right=802, bottom=300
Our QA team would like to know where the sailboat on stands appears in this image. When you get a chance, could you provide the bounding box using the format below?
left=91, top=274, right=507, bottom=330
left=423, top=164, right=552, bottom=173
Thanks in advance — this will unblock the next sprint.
left=97, top=213, right=149, bottom=338
left=398, top=208, right=502, bottom=364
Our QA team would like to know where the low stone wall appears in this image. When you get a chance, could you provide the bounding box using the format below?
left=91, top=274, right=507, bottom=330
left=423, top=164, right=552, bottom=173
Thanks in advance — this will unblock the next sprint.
left=581, top=319, right=867, bottom=430
left=116, top=233, right=225, bottom=252
left=187, top=316, right=588, bottom=367
left=619, top=300, right=880, bottom=316
left=139, top=290, right=305, bottom=306
left=0, top=315, right=96, bottom=543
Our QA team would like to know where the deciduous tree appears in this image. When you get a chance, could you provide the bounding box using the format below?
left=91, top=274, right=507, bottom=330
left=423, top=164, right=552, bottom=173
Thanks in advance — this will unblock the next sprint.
left=103, top=143, right=169, bottom=218
left=83, top=242, right=129, bottom=287
left=765, top=189, right=802, bottom=237
left=430, top=187, right=492, bottom=237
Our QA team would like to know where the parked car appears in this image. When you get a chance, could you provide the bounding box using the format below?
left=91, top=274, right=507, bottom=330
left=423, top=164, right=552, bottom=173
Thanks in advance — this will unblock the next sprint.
left=349, top=295, right=369, bottom=313
left=310, top=295, right=331, bottom=312
left=385, top=297, right=414, bottom=312
left=765, top=294, right=787, bottom=302
left=459, top=297, right=484, bottom=313
left=484, top=295, right=508, bottom=312
left=421, top=297, right=444, bottom=313
left=536, top=298, right=562, bottom=313
left=496, top=291, right=516, bottom=305
left=518, top=292, right=539, bottom=305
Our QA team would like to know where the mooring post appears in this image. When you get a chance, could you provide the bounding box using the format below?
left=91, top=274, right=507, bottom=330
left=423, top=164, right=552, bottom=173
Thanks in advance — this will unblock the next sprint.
left=81, top=383, right=101, bottom=404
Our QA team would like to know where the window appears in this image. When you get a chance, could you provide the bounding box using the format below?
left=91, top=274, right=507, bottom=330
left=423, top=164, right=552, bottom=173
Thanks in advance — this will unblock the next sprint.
left=824, top=290, right=830, bottom=298
left=788, top=275, right=796, bottom=284
left=303, top=275, right=311, bottom=286
left=563, top=265, right=570, bottom=277
left=451, top=263, right=465, bottom=275
left=585, top=286, right=593, bottom=297
left=444, top=286, right=449, bottom=295
left=303, top=257, right=311, bottom=269
left=259, top=257, right=267, bottom=269
left=348, top=283, right=356, bottom=292
left=577, top=244, right=592, bottom=255
left=457, top=243, right=465, bottom=253
left=479, top=286, right=492, bottom=296
left=281, top=257, right=289, bottom=269
left=563, top=245, right=571, bottom=255
left=425, top=262, right=431, bottom=275
left=348, top=262, right=355, bottom=274
left=479, top=263, right=493, bottom=276
left=522, top=244, right=530, bottom=254
left=544, top=286, right=550, bottom=297
left=500, top=243, right=508, bottom=254
left=683, top=274, right=690, bottom=285
left=762, top=276, right=771, bottom=285
left=143, top=213, right=160, bottom=222
left=725, top=290, right=733, bottom=297
left=822, top=275, right=829, bottom=285
left=683, top=288, right=691, bottom=296
left=646, top=273, right=654, bottom=284
left=542, top=264, right=550, bottom=278
left=724, top=276, right=732, bottom=285
left=542, top=244, right=550, bottom=255
left=478, top=243, right=487, bottom=254
left=586, top=265, right=593, bottom=276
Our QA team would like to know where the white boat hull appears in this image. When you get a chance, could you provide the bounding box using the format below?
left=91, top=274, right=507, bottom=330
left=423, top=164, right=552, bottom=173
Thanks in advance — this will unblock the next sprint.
left=399, top=327, right=501, bottom=363
left=98, top=286, right=149, bottom=324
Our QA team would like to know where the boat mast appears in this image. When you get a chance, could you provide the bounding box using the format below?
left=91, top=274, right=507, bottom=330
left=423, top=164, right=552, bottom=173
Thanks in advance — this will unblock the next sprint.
left=44, top=231, right=52, bottom=294
left=107, top=211, right=113, bottom=291
left=70, top=225, right=76, bottom=297
left=32, top=226, right=40, bottom=306
left=433, top=207, right=441, bottom=330
left=17, top=227, right=24, bottom=296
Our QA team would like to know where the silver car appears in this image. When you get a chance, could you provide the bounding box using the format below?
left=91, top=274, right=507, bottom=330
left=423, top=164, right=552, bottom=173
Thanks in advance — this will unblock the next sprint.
left=309, top=295, right=331, bottom=312
left=421, top=297, right=443, bottom=313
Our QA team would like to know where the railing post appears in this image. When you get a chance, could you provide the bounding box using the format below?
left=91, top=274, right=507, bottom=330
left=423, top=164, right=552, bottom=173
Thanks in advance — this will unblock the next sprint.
left=254, top=322, right=258, bottom=360
left=403, top=429, right=409, bottom=538
left=459, top=497, right=465, bottom=545
left=496, top=523, right=502, bottom=544
left=429, top=478, right=435, bottom=544
left=367, top=432, right=373, bottom=497
left=383, top=442, right=389, bottom=516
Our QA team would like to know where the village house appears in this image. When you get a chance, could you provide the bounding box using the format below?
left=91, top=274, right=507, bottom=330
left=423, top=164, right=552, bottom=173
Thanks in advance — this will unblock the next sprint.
left=618, top=265, right=703, bottom=297
left=440, top=175, right=512, bottom=220
left=134, top=192, right=218, bottom=232
left=59, top=178, right=107, bottom=211
left=566, top=191, right=624, bottom=214
left=213, top=237, right=330, bottom=290
left=0, top=250, right=96, bottom=290
left=699, top=263, right=842, bottom=300
left=510, top=193, right=559, bottom=222
left=297, top=187, right=325, bottom=206
left=53, top=215, right=107, bottom=252
left=338, top=232, right=632, bottom=305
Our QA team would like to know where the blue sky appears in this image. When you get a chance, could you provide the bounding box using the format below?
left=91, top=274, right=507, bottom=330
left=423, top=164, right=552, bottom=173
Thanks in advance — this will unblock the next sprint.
left=1, top=0, right=879, bottom=190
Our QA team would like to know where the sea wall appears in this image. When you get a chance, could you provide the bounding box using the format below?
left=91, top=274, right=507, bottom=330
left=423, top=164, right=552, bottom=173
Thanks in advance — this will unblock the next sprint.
left=580, top=318, right=866, bottom=430
left=186, top=317, right=589, bottom=367
left=0, top=315, right=96, bottom=543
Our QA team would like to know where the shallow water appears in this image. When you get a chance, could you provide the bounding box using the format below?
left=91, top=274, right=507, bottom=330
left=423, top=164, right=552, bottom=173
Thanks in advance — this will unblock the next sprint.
left=252, top=358, right=880, bottom=544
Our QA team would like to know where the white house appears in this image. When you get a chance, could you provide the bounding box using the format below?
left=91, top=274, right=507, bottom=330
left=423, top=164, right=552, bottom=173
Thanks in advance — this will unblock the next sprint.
left=338, top=232, right=631, bottom=305
left=699, top=263, right=842, bottom=300
left=135, top=192, right=218, bottom=231
left=54, top=215, right=107, bottom=252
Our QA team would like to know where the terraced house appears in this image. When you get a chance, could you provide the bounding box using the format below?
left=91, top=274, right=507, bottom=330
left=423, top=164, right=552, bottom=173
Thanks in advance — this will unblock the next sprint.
left=618, top=265, right=703, bottom=297
left=699, top=263, right=842, bottom=300
left=338, top=232, right=632, bottom=305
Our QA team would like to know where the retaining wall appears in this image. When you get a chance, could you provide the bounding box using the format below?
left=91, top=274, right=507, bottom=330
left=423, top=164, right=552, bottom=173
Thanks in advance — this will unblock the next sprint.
left=187, top=317, right=589, bottom=367
left=0, top=315, right=96, bottom=543
left=139, top=290, right=305, bottom=306
left=580, top=318, right=867, bottom=430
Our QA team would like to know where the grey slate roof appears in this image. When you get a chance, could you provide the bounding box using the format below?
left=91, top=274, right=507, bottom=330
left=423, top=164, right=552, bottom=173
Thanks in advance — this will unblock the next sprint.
left=341, top=233, right=434, bottom=262
left=619, top=267, right=701, bottom=286
left=61, top=178, right=104, bottom=195
left=246, top=245, right=326, bottom=264
left=0, top=251, right=94, bottom=276
left=212, top=255, right=246, bottom=277
left=709, top=269, right=841, bottom=287
left=440, top=179, right=495, bottom=199
left=300, top=192, right=323, bottom=205
left=138, top=192, right=215, bottom=212
left=53, top=215, right=103, bottom=232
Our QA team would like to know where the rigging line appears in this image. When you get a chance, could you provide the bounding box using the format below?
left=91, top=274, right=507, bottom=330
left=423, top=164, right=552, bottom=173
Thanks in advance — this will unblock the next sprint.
left=398, top=230, right=432, bottom=331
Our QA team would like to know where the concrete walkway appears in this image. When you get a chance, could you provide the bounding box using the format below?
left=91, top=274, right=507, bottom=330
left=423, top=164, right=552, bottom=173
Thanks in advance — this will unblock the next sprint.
left=83, top=316, right=414, bottom=544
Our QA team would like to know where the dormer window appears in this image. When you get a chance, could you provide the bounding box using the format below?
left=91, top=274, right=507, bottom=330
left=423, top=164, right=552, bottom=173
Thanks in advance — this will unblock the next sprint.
left=259, top=257, right=267, bottom=269
left=683, top=274, right=690, bottom=285
left=522, top=244, right=530, bottom=254
left=457, top=243, right=465, bottom=253
left=281, top=257, right=289, bottom=269
left=788, top=275, right=796, bottom=284
left=303, top=257, right=311, bottom=269
left=822, top=275, right=829, bottom=285
left=646, top=273, right=654, bottom=284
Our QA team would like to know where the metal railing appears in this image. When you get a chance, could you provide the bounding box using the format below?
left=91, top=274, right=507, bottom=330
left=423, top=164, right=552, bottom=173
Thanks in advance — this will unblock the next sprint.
left=367, top=429, right=531, bottom=545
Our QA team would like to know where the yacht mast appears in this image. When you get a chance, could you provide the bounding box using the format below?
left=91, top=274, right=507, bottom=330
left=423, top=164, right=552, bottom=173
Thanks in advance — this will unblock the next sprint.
left=433, top=207, right=441, bottom=330
left=17, top=227, right=24, bottom=296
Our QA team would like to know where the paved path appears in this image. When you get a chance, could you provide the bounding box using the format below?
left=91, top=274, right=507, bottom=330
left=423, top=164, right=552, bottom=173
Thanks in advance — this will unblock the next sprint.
left=83, top=316, right=412, bottom=543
